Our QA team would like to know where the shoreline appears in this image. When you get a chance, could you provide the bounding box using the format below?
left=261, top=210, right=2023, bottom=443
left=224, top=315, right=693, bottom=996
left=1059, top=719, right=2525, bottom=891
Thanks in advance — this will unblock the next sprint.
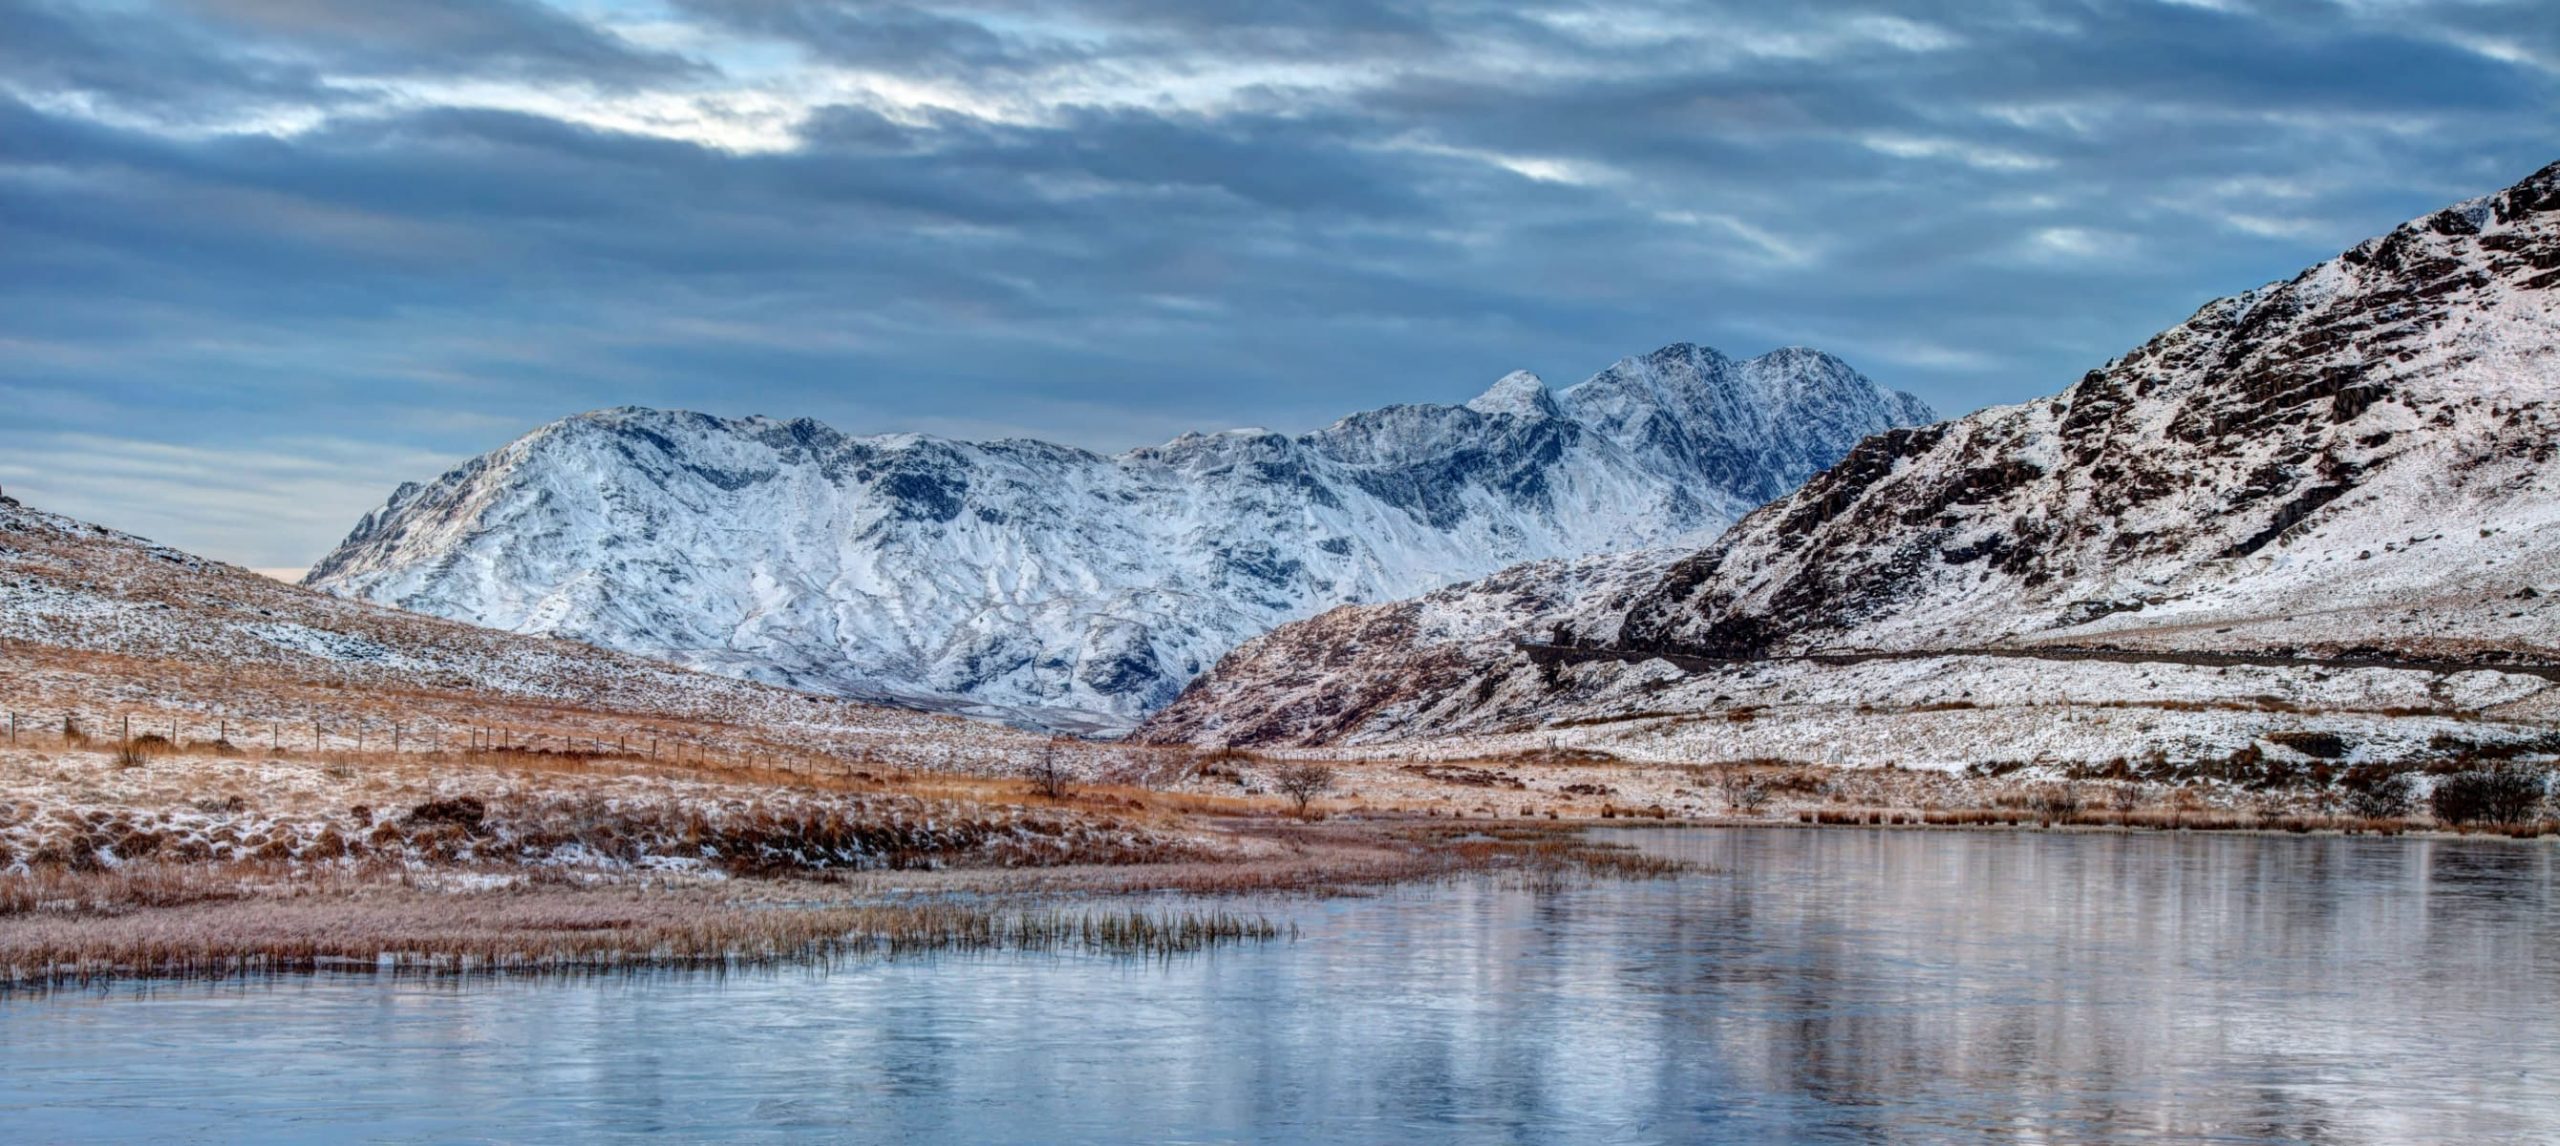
left=0, top=737, right=1688, bottom=989
left=11, top=809, right=2545, bottom=994
left=8, top=734, right=2550, bottom=991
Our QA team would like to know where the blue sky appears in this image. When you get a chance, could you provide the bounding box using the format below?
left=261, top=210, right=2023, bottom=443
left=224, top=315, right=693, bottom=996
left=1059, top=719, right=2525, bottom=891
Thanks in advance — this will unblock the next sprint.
left=2, top=0, right=2554, bottom=573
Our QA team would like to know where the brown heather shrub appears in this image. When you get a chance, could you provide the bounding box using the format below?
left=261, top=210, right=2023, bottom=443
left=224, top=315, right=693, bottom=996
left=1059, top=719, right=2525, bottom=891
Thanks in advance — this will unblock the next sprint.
left=2430, top=764, right=2549, bottom=827
left=2339, top=766, right=2418, bottom=819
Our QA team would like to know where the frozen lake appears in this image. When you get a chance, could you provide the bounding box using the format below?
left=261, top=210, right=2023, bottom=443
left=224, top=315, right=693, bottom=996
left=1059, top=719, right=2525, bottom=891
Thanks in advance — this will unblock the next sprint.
left=5, top=827, right=2556, bottom=1143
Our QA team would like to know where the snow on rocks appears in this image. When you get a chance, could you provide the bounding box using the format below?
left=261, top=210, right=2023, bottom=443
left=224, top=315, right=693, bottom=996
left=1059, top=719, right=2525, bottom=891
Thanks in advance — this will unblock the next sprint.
left=1622, top=160, right=2560, bottom=663
left=304, top=345, right=1932, bottom=732
left=1142, top=161, right=2560, bottom=770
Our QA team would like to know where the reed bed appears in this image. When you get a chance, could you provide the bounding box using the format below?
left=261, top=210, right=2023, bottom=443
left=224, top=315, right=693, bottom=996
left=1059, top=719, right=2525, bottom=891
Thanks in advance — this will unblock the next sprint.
left=0, top=891, right=1288, bottom=991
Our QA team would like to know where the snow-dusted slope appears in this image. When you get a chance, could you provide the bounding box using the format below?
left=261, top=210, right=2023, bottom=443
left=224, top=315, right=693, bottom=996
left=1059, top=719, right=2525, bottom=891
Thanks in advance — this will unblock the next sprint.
left=1136, top=160, right=2560, bottom=750
left=1624, top=160, right=2560, bottom=662
left=1134, top=548, right=1681, bottom=747
left=307, top=345, right=1931, bottom=732
left=0, top=494, right=1045, bottom=766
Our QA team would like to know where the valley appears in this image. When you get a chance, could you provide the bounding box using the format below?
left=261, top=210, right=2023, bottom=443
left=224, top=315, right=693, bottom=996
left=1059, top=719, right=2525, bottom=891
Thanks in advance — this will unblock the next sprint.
left=6, top=162, right=2560, bottom=995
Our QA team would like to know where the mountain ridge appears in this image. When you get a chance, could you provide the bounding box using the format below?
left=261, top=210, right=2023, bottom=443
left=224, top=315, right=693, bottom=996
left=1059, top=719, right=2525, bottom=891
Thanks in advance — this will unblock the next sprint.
left=1136, top=159, right=2560, bottom=749
left=307, top=344, right=1933, bottom=732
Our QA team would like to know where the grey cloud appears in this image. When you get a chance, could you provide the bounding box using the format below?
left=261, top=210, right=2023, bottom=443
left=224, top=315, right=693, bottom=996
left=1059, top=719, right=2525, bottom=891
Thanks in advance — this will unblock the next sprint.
left=671, top=1, right=1057, bottom=76
left=677, top=0, right=1451, bottom=69
left=0, top=0, right=338, bottom=122
left=0, top=0, right=2555, bottom=568
left=0, top=0, right=697, bottom=133
left=172, top=0, right=701, bottom=85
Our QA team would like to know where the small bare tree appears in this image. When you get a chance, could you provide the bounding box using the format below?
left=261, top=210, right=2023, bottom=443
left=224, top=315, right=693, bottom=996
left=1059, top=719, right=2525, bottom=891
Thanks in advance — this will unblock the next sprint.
left=1028, top=735, right=1075, bottom=800
left=1714, top=767, right=1769, bottom=815
left=1270, top=761, right=1337, bottom=818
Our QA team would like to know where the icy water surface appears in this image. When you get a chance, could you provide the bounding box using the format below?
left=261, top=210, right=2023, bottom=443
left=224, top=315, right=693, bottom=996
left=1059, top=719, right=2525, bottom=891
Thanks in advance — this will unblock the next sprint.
left=5, top=828, right=2557, bottom=1143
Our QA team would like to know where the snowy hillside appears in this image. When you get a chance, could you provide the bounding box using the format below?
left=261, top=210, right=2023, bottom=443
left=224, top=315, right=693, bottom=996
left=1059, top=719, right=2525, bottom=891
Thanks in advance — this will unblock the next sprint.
left=0, top=493, right=1046, bottom=769
left=1137, top=160, right=2560, bottom=753
left=306, top=345, right=1931, bottom=732
left=1134, top=548, right=1682, bottom=747
left=1624, top=160, right=2560, bottom=663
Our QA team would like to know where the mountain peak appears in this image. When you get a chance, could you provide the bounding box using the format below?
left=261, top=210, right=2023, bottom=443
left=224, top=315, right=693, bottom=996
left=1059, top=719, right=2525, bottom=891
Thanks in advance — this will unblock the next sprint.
left=1643, top=341, right=1725, bottom=367
left=1748, top=346, right=1850, bottom=371
left=310, top=340, right=1929, bottom=732
left=1464, top=371, right=1558, bottom=418
left=2498, top=158, right=2560, bottom=219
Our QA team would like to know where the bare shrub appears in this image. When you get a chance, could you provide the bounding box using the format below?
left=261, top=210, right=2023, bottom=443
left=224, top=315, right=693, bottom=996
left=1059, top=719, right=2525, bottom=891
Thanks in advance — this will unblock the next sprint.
left=1027, top=736, right=1075, bottom=800
left=1713, top=768, right=1771, bottom=814
left=2026, top=783, right=2083, bottom=822
left=1269, top=761, right=1337, bottom=818
left=111, top=739, right=154, bottom=770
left=2430, top=764, right=2548, bottom=827
left=2340, top=767, right=2417, bottom=819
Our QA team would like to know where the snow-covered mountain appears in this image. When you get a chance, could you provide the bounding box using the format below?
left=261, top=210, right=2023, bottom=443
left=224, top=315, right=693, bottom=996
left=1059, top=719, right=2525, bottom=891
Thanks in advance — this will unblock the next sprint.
left=1623, top=160, right=2560, bottom=663
left=1136, top=159, right=2560, bottom=748
left=306, top=345, right=1932, bottom=732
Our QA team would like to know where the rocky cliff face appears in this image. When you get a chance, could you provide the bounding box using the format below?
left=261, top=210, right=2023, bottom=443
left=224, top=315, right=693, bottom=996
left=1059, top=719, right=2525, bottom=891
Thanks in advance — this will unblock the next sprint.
left=1137, top=161, right=2560, bottom=748
left=308, top=345, right=1930, bottom=732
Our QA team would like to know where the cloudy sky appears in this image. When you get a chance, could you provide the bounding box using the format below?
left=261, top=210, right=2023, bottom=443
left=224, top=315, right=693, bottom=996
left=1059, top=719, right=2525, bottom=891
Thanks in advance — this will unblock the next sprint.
left=2, top=0, right=2554, bottom=573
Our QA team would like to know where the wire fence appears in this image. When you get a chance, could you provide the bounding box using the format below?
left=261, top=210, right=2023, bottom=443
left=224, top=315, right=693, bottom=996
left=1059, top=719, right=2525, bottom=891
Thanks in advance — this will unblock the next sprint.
left=1, top=707, right=726, bottom=765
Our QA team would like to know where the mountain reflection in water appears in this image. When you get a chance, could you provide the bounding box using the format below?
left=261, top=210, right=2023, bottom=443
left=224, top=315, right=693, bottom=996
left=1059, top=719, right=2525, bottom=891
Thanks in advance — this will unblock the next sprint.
left=2, top=828, right=2551, bottom=1143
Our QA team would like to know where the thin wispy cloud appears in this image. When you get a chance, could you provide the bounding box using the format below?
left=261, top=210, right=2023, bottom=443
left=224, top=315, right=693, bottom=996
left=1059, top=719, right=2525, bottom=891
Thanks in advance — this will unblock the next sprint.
left=1, top=0, right=2553, bottom=568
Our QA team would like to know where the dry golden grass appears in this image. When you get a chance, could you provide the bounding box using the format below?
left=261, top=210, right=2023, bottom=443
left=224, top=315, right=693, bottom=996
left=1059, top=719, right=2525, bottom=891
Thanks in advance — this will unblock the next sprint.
left=0, top=813, right=1692, bottom=989
left=0, top=730, right=1709, bottom=990
left=0, top=742, right=1207, bottom=881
